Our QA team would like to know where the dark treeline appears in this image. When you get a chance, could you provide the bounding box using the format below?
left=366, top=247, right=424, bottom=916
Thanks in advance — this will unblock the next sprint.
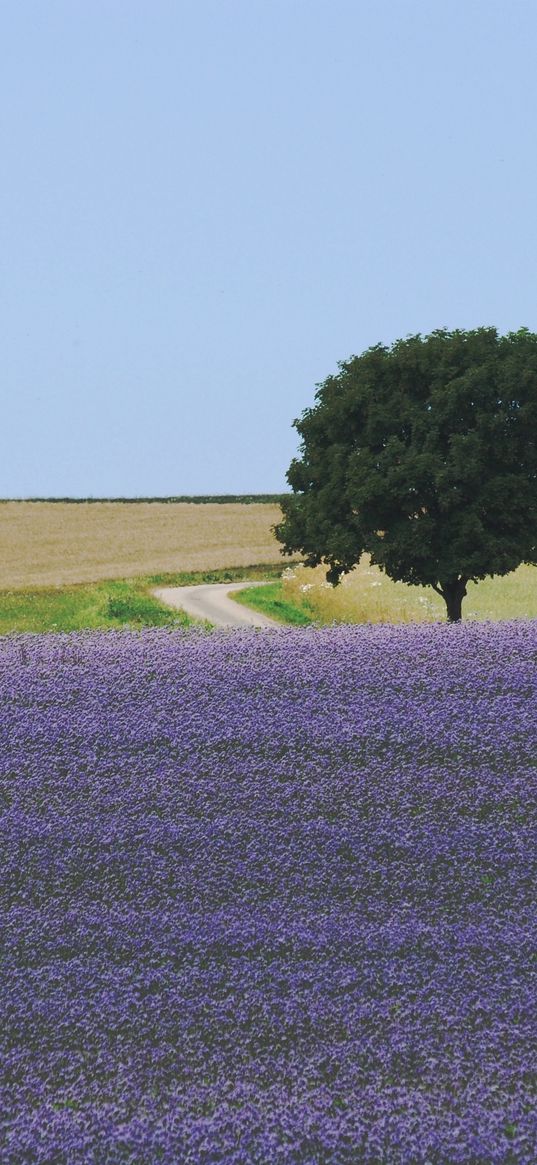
left=2, top=495, right=288, bottom=505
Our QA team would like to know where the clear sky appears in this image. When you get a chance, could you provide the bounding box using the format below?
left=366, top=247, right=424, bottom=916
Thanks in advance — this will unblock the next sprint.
left=2, top=0, right=537, bottom=496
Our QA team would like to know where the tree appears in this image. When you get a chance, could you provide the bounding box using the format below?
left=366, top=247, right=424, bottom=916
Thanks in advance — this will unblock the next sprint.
left=275, top=327, right=537, bottom=622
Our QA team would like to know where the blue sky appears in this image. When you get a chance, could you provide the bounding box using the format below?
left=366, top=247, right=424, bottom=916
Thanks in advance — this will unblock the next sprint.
left=2, top=0, right=537, bottom=496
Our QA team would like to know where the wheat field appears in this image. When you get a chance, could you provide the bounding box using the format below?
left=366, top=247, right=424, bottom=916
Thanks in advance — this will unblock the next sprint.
left=0, top=502, right=284, bottom=587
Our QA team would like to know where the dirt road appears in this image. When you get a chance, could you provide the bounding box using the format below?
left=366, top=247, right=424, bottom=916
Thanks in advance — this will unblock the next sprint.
left=152, top=581, right=278, bottom=628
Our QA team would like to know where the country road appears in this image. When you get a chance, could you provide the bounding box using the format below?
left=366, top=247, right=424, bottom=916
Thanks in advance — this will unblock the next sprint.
left=152, top=581, right=278, bottom=628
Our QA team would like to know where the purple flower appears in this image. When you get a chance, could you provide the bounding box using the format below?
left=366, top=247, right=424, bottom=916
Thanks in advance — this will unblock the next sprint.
left=1, top=621, right=536, bottom=1161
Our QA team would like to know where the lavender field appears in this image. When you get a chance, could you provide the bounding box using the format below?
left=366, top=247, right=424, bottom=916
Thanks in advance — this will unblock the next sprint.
left=2, top=622, right=537, bottom=1163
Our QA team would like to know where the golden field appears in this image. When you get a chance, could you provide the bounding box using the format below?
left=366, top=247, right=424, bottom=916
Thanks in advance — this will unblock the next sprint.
left=0, top=502, right=284, bottom=588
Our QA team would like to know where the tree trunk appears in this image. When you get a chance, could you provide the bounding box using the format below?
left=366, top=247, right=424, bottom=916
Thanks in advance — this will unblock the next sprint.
left=438, top=578, right=468, bottom=623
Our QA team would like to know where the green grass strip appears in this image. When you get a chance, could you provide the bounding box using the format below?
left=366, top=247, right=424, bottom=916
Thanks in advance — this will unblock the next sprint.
left=0, top=580, right=189, bottom=635
left=231, top=582, right=314, bottom=625
left=0, top=564, right=289, bottom=635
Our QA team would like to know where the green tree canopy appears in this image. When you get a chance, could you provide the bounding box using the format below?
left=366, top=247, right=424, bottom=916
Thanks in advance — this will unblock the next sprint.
left=275, top=327, right=537, bottom=621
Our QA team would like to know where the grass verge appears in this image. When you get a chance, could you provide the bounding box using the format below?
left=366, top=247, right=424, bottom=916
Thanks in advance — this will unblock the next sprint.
left=0, top=564, right=287, bottom=635
left=231, top=582, right=314, bottom=625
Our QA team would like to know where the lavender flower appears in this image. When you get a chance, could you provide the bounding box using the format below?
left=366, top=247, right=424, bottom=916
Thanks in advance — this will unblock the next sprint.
left=1, top=622, right=536, bottom=1162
